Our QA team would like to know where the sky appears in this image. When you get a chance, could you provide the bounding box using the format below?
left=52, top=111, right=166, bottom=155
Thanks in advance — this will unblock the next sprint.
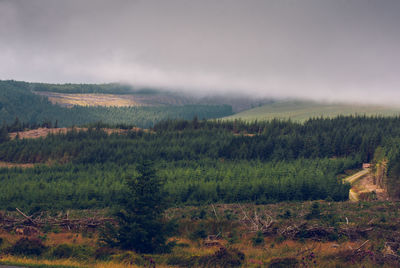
left=1, top=0, right=400, bottom=104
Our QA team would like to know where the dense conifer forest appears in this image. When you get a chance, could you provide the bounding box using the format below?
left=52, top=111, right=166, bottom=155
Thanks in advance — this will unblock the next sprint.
left=1, top=117, right=400, bottom=211
left=30, top=81, right=142, bottom=94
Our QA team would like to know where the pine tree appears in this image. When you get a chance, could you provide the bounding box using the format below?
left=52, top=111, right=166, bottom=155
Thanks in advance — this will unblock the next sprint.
left=0, top=123, right=9, bottom=143
left=100, top=161, right=175, bottom=253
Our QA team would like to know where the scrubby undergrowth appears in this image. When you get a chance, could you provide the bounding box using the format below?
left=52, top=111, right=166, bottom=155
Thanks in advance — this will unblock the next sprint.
left=1, top=201, right=400, bottom=267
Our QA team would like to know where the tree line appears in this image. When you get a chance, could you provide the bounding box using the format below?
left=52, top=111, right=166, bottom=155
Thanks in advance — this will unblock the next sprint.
left=1, top=116, right=398, bottom=164
left=0, top=158, right=354, bottom=211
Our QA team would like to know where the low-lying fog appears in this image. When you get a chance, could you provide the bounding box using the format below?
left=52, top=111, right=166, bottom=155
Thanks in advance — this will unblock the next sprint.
left=1, top=0, right=400, bottom=105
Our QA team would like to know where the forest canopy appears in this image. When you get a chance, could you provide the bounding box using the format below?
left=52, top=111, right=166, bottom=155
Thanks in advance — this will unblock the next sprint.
left=2, top=116, right=400, bottom=210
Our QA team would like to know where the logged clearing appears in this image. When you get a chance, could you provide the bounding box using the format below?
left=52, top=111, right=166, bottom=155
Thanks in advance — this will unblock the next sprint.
left=9, top=127, right=145, bottom=140
left=35, top=91, right=139, bottom=107
left=34, top=91, right=266, bottom=112
left=0, top=162, right=34, bottom=168
left=9, top=128, right=73, bottom=139
left=224, top=100, right=400, bottom=122
left=1, top=202, right=400, bottom=267
left=34, top=91, right=195, bottom=108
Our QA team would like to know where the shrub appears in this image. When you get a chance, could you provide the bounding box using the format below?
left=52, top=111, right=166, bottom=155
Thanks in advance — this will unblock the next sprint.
left=166, top=254, right=197, bottom=267
left=224, top=210, right=235, bottom=220
left=282, top=209, right=292, bottom=219
left=113, top=252, right=137, bottom=265
left=94, top=247, right=115, bottom=261
left=268, top=257, right=298, bottom=268
left=306, top=202, right=321, bottom=219
left=175, top=242, right=190, bottom=248
left=42, top=223, right=52, bottom=233
left=198, top=247, right=245, bottom=267
left=50, top=244, right=74, bottom=259
left=112, top=252, right=154, bottom=267
left=71, top=245, right=95, bottom=260
left=323, top=212, right=340, bottom=227
left=228, top=230, right=239, bottom=244
left=189, top=227, right=207, bottom=241
left=8, top=237, right=47, bottom=256
left=46, top=244, right=94, bottom=260
left=38, top=234, right=47, bottom=242
left=333, top=249, right=378, bottom=264
left=199, top=209, right=207, bottom=219
left=252, top=231, right=264, bottom=246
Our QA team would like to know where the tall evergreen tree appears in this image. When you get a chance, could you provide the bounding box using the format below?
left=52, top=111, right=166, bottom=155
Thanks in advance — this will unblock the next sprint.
left=0, top=123, right=9, bottom=143
left=100, top=161, right=174, bottom=253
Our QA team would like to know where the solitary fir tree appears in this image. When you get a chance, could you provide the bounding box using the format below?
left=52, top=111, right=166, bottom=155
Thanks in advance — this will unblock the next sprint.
left=100, top=161, right=175, bottom=253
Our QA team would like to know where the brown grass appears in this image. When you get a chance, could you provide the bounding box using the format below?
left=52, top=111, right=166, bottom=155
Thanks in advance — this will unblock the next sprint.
left=0, top=162, right=35, bottom=168
left=0, top=255, right=153, bottom=268
left=9, top=127, right=147, bottom=140
left=38, top=92, right=140, bottom=107
left=44, top=233, right=97, bottom=247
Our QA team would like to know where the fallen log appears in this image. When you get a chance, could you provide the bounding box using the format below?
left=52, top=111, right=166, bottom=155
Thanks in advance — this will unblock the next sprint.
left=16, top=208, right=38, bottom=226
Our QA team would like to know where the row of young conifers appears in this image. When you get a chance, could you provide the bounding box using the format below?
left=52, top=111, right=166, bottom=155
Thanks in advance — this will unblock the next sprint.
left=0, top=116, right=400, bottom=211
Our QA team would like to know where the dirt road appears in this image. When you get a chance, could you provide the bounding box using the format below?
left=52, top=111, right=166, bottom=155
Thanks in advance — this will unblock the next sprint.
left=344, top=169, right=369, bottom=185
left=343, top=169, right=370, bottom=202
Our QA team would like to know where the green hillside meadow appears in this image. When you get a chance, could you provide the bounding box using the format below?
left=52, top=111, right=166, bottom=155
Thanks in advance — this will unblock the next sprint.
left=224, top=100, right=400, bottom=122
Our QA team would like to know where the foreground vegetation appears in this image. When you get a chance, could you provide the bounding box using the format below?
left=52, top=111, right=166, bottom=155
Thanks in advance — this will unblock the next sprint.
left=1, top=201, right=400, bottom=267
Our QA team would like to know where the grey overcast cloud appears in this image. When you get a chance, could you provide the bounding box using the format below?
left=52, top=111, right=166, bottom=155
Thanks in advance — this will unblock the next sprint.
left=1, top=0, right=400, bottom=104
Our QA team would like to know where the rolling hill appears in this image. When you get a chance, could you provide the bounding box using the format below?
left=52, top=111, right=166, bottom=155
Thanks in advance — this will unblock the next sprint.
left=224, top=100, right=400, bottom=122
left=0, top=80, right=233, bottom=128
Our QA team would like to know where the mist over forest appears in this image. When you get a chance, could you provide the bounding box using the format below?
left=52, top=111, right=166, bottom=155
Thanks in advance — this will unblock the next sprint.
left=1, top=0, right=400, bottom=105
left=1, top=1, right=400, bottom=267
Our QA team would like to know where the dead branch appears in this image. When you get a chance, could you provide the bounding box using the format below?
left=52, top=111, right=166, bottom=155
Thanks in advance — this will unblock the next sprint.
left=211, top=204, right=219, bottom=221
left=238, top=204, right=274, bottom=233
left=0, top=210, right=116, bottom=232
left=16, top=208, right=37, bottom=226
left=355, top=240, right=369, bottom=252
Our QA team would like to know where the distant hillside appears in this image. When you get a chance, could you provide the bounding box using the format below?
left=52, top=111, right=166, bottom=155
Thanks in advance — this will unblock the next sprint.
left=224, top=100, right=400, bottom=122
left=0, top=80, right=233, bottom=127
left=12, top=80, right=267, bottom=112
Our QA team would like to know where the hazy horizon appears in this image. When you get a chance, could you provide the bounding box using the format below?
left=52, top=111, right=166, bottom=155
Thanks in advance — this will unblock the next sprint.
left=1, top=0, right=400, bottom=105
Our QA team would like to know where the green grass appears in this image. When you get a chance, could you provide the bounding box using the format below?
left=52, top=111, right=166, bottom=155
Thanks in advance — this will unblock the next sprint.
left=224, top=100, right=400, bottom=122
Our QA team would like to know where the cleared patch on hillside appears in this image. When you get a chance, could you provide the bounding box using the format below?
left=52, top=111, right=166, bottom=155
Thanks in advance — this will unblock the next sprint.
left=34, top=91, right=267, bottom=112
left=224, top=100, right=400, bottom=122
left=34, top=91, right=200, bottom=108
left=9, top=127, right=145, bottom=140
left=35, top=91, right=139, bottom=107
left=0, top=162, right=35, bottom=168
